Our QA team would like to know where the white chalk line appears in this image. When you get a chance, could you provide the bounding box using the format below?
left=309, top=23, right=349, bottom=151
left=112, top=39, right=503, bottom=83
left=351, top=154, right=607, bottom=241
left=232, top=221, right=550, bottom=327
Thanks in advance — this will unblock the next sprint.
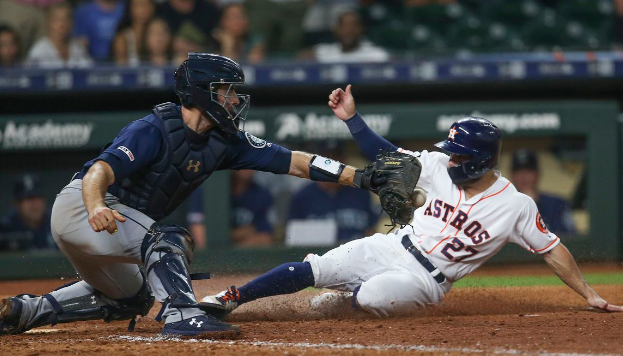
left=107, top=335, right=621, bottom=356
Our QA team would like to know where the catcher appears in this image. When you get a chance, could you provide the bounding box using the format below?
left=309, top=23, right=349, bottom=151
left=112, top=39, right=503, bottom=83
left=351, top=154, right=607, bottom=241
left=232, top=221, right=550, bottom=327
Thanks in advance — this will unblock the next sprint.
left=200, top=85, right=622, bottom=318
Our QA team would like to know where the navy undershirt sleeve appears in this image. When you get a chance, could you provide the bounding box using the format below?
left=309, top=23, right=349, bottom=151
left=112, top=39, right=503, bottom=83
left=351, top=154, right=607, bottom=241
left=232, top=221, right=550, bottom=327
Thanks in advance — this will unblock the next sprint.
left=219, top=132, right=292, bottom=174
left=345, top=112, right=398, bottom=161
left=95, top=119, right=163, bottom=182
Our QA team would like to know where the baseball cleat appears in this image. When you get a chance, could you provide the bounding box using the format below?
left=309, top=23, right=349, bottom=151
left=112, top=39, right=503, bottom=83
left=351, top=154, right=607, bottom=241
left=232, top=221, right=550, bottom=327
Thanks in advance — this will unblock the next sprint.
left=199, top=286, right=240, bottom=319
left=162, top=314, right=240, bottom=337
left=0, top=297, right=24, bottom=335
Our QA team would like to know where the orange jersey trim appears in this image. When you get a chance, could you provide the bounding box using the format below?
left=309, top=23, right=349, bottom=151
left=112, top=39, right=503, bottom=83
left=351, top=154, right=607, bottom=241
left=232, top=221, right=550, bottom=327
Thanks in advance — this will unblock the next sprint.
left=533, top=237, right=560, bottom=253
left=440, top=187, right=462, bottom=234
left=452, top=181, right=512, bottom=237
left=428, top=235, right=453, bottom=254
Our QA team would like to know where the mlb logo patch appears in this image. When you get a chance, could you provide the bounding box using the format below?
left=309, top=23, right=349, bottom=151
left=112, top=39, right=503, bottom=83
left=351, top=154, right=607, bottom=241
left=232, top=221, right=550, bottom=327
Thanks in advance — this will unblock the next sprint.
left=117, top=146, right=135, bottom=161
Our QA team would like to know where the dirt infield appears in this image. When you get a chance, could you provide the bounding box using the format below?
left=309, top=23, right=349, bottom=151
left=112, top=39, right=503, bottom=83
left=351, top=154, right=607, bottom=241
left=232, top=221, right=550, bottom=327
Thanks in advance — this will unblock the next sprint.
left=1, top=263, right=622, bottom=356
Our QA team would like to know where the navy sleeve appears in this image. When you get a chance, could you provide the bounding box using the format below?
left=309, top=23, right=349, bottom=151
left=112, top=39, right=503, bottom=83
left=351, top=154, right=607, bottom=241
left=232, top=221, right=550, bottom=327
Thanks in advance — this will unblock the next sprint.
left=96, top=119, right=164, bottom=182
left=345, top=112, right=398, bottom=161
left=218, top=131, right=292, bottom=174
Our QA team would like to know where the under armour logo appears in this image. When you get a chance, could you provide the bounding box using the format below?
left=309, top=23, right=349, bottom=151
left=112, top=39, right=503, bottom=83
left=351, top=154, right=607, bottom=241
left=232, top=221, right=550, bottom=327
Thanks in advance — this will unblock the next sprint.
left=189, top=318, right=204, bottom=328
left=91, top=296, right=97, bottom=305
left=448, top=126, right=458, bottom=140
left=187, top=160, right=201, bottom=173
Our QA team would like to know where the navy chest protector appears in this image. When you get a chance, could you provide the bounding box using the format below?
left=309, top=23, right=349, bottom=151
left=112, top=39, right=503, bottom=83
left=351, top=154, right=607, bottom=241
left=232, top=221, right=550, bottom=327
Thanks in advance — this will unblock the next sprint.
left=108, top=103, right=229, bottom=221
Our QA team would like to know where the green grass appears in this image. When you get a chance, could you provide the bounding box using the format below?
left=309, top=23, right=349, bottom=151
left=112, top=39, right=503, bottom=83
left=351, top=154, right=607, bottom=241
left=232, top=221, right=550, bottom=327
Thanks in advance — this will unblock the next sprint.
left=454, top=272, right=623, bottom=288
left=300, top=273, right=623, bottom=292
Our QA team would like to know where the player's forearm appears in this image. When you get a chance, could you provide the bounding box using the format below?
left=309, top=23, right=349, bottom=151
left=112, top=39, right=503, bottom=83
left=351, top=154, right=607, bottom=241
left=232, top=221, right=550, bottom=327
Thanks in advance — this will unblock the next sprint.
left=288, top=151, right=357, bottom=187
left=543, top=243, right=598, bottom=300
left=82, top=161, right=116, bottom=214
left=344, top=113, right=398, bottom=161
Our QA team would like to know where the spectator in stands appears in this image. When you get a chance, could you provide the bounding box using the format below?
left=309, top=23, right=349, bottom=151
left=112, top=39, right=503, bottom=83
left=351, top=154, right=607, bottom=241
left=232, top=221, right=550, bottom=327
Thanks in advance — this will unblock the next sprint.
left=245, top=0, right=308, bottom=57
left=310, top=9, right=390, bottom=63
left=186, top=186, right=207, bottom=250
left=26, top=2, right=93, bottom=68
left=302, top=0, right=357, bottom=47
left=213, top=3, right=265, bottom=64
left=287, top=181, right=379, bottom=243
left=0, top=0, right=53, bottom=54
left=0, top=25, right=21, bottom=67
left=0, top=175, right=54, bottom=252
left=172, top=21, right=218, bottom=65
left=112, top=0, right=156, bottom=66
left=230, top=170, right=274, bottom=246
left=286, top=146, right=379, bottom=243
left=186, top=170, right=274, bottom=248
left=141, top=17, right=173, bottom=66
left=157, top=0, right=220, bottom=39
left=73, top=0, right=125, bottom=61
left=511, top=148, right=577, bottom=235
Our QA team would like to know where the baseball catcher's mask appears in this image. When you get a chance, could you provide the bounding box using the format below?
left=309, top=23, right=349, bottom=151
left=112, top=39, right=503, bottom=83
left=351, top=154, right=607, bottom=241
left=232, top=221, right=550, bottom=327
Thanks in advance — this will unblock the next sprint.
left=175, top=53, right=250, bottom=135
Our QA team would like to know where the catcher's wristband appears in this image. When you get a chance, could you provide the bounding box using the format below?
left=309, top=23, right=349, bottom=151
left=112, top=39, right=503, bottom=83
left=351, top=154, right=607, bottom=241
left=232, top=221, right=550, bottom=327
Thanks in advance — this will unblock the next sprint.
left=308, top=155, right=345, bottom=183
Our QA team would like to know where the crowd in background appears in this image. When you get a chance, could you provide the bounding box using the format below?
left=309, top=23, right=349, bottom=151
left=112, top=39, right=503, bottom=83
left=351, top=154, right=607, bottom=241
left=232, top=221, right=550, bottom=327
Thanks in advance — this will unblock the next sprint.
left=1, top=0, right=623, bottom=69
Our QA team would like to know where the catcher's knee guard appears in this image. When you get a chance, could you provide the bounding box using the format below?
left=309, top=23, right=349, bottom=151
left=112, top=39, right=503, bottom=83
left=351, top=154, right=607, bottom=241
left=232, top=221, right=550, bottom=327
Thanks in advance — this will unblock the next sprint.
left=141, top=224, right=201, bottom=313
left=2, top=280, right=154, bottom=334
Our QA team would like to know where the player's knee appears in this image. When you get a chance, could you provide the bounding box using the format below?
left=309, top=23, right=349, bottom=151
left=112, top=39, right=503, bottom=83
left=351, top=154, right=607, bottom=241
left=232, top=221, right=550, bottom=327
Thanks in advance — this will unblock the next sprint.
left=140, top=224, right=195, bottom=266
left=303, top=254, right=322, bottom=288
left=355, top=280, right=428, bottom=318
left=354, top=284, right=390, bottom=318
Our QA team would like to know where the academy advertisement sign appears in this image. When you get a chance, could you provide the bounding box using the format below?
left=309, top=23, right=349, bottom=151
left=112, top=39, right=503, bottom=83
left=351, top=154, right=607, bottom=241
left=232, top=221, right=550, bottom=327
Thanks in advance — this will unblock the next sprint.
left=0, top=120, right=94, bottom=149
left=0, top=101, right=607, bottom=150
left=436, top=111, right=561, bottom=133
left=274, top=112, right=393, bottom=140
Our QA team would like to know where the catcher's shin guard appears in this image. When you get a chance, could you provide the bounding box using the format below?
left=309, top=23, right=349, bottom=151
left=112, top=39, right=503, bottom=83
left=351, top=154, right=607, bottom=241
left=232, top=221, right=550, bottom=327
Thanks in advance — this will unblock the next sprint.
left=141, top=224, right=205, bottom=321
left=0, top=280, right=154, bottom=335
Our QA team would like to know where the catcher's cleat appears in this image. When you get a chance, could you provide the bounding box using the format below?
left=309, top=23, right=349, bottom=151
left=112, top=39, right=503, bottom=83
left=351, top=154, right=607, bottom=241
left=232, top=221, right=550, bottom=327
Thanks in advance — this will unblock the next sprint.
left=199, top=286, right=240, bottom=319
left=0, top=297, right=24, bottom=335
left=162, top=314, right=240, bottom=337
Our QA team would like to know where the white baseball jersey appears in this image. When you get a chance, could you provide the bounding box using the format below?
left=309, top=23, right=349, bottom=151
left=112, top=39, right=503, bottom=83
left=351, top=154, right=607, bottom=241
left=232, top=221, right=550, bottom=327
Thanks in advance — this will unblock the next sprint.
left=304, top=147, right=560, bottom=317
left=394, top=148, right=560, bottom=282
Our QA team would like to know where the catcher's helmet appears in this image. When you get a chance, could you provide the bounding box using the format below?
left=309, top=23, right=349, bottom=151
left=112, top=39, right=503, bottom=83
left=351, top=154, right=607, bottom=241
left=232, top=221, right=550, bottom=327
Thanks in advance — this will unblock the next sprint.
left=434, top=117, right=501, bottom=185
left=174, top=53, right=250, bottom=135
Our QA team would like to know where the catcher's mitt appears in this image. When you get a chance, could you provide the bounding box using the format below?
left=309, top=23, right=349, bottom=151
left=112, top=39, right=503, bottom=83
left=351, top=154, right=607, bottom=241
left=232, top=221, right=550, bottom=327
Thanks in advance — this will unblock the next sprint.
left=355, top=151, right=423, bottom=226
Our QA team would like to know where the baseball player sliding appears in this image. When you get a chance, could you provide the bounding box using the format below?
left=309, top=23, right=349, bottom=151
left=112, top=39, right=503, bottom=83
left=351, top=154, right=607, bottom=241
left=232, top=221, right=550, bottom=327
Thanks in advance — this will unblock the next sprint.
left=0, top=55, right=368, bottom=337
left=201, top=85, right=622, bottom=318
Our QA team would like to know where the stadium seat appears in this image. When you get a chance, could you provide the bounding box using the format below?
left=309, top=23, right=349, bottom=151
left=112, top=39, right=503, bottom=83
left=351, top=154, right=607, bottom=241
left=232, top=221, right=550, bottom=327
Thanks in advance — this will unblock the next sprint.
left=557, top=0, right=614, bottom=30
left=446, top=18, right=522, bottom=53
left=406, top=3, right=468, bottom=36
left=368, top=22, right=411, bottom=50
left=520, top=10, right=567, bottom=50
left=480, top=0, right=543, bottom=27
left=409, top=24, right=448, bottom=55
left=563, top=21, right=605, bottom=50
left=446, top=17, right=489, bottom=50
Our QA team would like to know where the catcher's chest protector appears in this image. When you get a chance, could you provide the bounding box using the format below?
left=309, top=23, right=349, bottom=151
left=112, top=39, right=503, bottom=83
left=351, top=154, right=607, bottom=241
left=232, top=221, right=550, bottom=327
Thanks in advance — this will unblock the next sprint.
left=108, top=103, right=229, bottom=220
